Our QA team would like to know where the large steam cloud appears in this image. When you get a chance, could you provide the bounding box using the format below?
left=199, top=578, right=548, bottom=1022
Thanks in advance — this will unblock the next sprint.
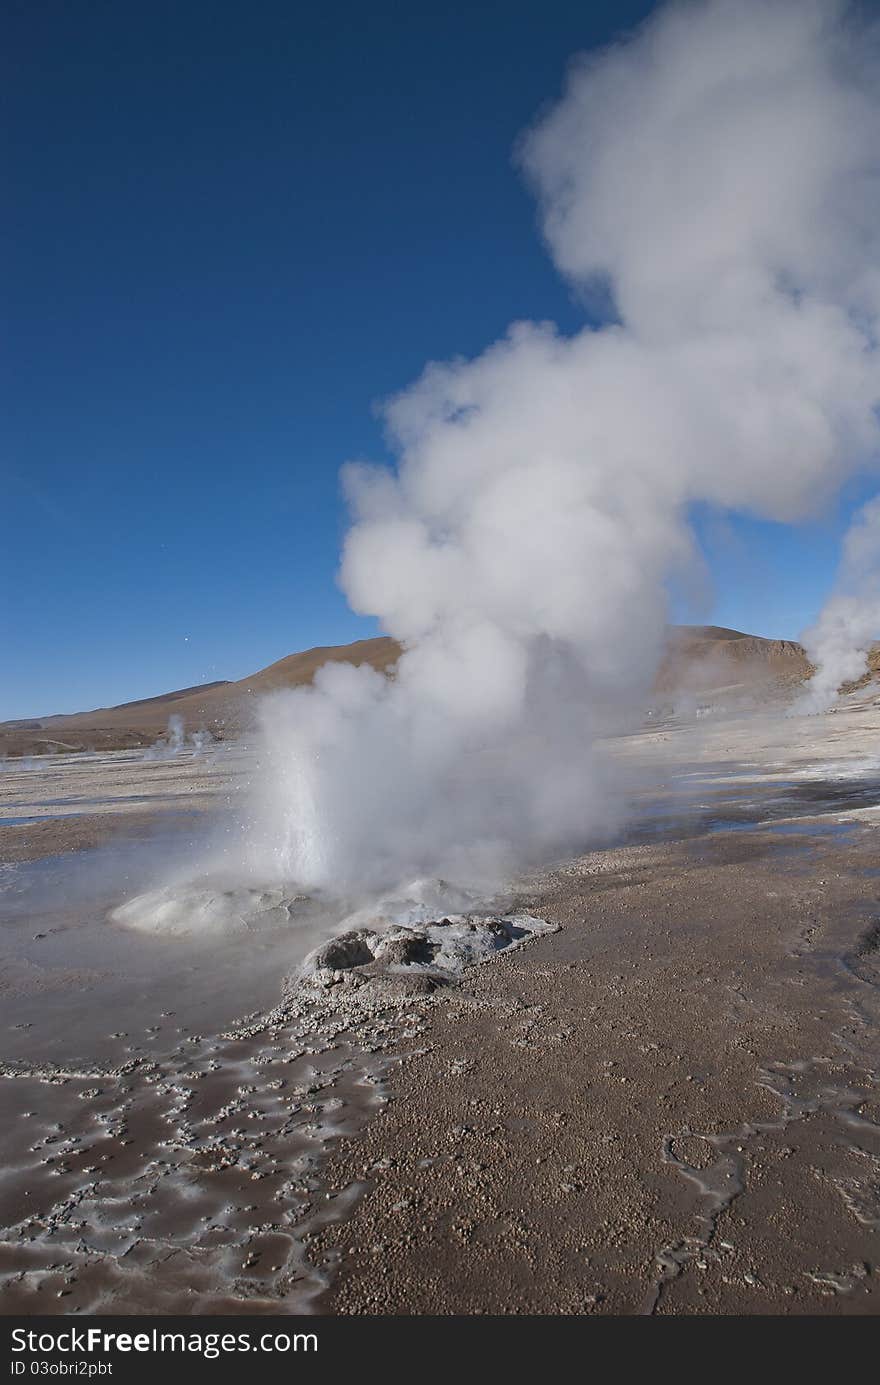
left=251, top=0, right=880, bottom=897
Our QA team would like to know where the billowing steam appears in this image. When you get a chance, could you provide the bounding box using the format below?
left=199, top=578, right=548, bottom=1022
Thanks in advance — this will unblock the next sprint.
left=795, top=495, right=880, bottom=712
left=251, top=0, right=880, bottom=896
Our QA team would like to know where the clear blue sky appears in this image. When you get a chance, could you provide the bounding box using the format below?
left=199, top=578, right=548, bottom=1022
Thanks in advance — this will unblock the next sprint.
left=2, top=0, right=872, bottom=719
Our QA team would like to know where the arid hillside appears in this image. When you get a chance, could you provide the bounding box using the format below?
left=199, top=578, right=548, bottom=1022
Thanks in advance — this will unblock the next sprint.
left=655, top=624, right=810, bottom=692
left=0, top=637, right=399, bottom=757
left=0, top=625, right=863, bottom=758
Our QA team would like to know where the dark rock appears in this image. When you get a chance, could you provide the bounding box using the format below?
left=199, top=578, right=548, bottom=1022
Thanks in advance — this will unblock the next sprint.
left=311, top=932, right=376, bottom=971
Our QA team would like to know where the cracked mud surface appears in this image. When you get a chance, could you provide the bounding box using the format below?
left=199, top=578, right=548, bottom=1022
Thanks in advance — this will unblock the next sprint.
left=0, top=750, right=559, bottom=1315
left=0, top=893, right=552, bottom=1314
left=0, top=985, right=418, bottom=1315
left=5, top=704, right=880, bottom=1315
left=310, top=820, right=880, bottom=1314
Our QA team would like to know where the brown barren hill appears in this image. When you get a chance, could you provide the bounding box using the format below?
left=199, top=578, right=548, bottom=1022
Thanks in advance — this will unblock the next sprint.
left=656, top=624, right=810, bottom=693
left=0, top=636, right=400, bottom=757
left=0, top=625, right=843, bottom=759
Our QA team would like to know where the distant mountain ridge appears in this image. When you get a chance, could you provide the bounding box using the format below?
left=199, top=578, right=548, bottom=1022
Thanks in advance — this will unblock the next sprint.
left=0, top=626, right=819, bottom=758
left=0, top=637, right=399, bottom=756
left=83, top=679, right=232, bottom=716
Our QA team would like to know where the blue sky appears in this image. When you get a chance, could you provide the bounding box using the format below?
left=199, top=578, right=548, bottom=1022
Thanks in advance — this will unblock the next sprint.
left=2, top=0, right=874, bottom=719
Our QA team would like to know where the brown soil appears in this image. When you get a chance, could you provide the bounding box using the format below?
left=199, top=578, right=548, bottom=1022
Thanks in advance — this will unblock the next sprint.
left=309, top=821, right=880, bottom=1315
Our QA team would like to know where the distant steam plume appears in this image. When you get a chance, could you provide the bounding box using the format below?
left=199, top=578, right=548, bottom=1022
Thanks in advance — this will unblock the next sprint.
left=252, top=0, right=880, bottom=895
left=794, top=495, right=880, bottom=712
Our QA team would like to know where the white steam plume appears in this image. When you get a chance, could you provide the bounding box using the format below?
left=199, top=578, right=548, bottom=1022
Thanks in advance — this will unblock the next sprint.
left=794, top=495, right=880, bottom=712
left=251, top=0, right=880, bottom=896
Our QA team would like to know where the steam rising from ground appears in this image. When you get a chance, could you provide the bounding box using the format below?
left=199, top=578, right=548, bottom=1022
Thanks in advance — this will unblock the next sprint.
left=250, top=0, right=880, bottom=897
left=795, top=496, right=880, bottom=712
left=144, top=715, right=213, bottom=759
